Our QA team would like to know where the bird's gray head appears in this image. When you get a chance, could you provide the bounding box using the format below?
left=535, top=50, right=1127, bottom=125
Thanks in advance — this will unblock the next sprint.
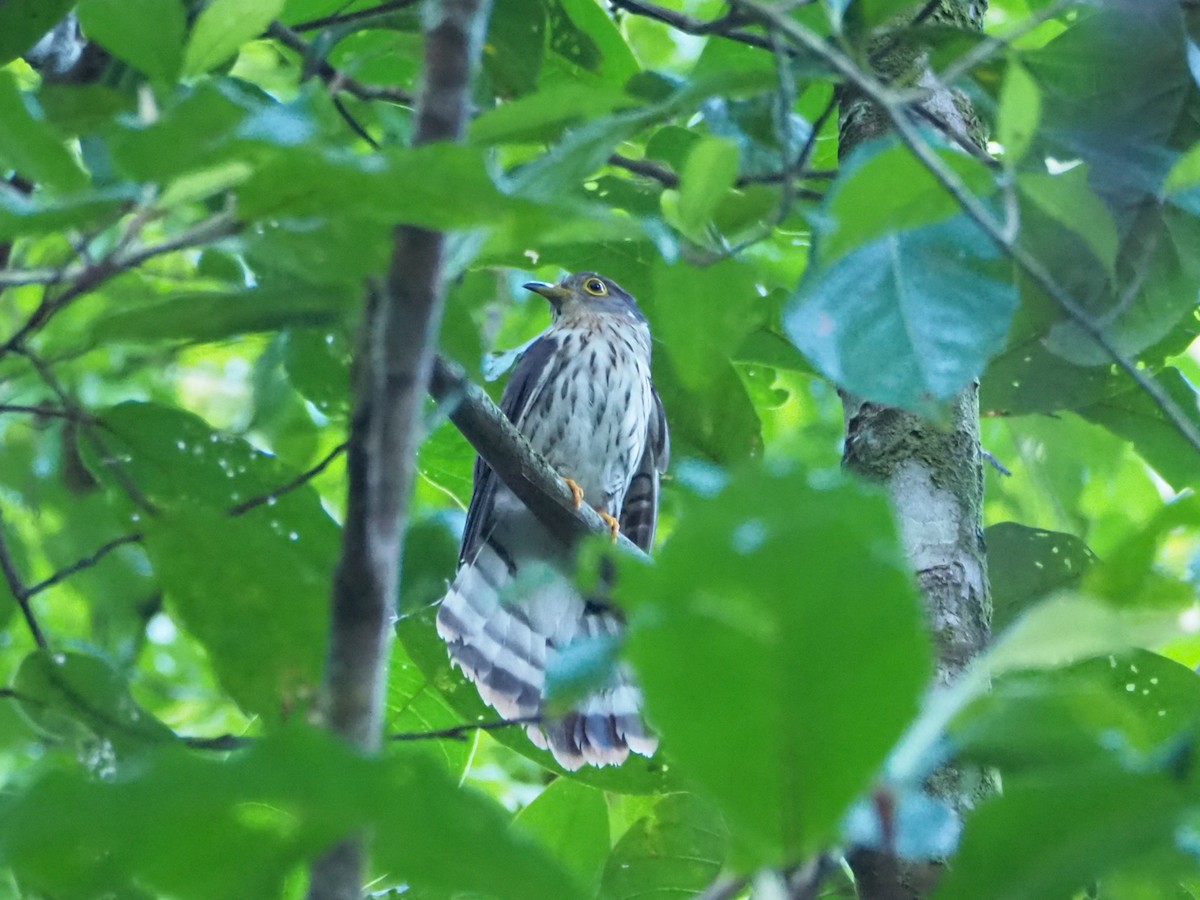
left=523, top=272, right=648, bottom=325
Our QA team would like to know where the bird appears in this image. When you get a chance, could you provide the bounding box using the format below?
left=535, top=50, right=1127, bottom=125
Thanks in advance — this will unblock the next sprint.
left=436, top=271, right=669, bottom=770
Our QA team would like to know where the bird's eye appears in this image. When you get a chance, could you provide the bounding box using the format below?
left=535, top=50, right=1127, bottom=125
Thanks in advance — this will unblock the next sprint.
left=583, top=278, right=607, bottom=296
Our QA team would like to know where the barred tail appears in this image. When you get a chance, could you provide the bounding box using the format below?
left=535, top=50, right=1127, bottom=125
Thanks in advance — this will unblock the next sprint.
left=436, top=543, right=658, bottom=770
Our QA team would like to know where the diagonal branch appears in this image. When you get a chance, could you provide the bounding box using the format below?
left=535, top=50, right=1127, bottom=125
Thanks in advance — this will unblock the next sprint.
left=428, top=356, right=649, bottom=560
left=267, top=21, right=415, bottom=106
left=0, top=507, right=50, bottom=649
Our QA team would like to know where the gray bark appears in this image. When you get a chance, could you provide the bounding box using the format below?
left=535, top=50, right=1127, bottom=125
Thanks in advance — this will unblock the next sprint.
left=838, top=2, right=993, bottom=897
left=306, top=2, right=492, bottom=898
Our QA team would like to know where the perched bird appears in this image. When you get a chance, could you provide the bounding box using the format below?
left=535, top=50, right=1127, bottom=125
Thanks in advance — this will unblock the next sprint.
left=436, top=272, right=669, bottom=769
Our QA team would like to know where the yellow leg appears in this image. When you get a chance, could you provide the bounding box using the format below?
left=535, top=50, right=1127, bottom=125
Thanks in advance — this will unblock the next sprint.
left=598, top=510, right=620, bottom=543
left=563, top=477, right=585, bottom=509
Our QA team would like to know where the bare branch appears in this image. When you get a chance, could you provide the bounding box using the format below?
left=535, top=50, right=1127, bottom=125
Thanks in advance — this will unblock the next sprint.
left=308, top=0, right=492, bottom=895
left=610, top=0, right=775, bottom=50
left=0, top=506, right=50, bottom=649
left=0, top=403, right=96, bottom=423
left=292, top=0, right=421, bottom=31
left=229, top=442, right=348, bottom=516
left=0, top=211, right=240, bottom=356
left=26, top=533, right=144, bottom=599
left=267, top=21, right=415, bottom=106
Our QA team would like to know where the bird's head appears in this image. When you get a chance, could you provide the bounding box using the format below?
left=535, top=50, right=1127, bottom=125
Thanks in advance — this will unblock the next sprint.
left=523, top=272, right=647, bottom=325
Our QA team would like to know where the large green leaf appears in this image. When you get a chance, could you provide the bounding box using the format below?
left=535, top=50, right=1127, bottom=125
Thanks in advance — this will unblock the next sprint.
left=0, top=0, right=76, bottom=67
left=820, top=139, right=997, bottom=266
left=515, top=779, right=610, bottom=889
left=0, top=726, right=583, bottom=900
left=786, top=215, right=1019, bottom=412
left=78, top=0, right=185, bottom=81
left=985, top=523, right=1096, bottom=631
left=1077, top=368, right=1200, bottom=491
left=622, top=465, right=931, bottom=864
left=94, top=286, right=349, bottom=345
left=97, top=402, right=341, bottom=722
left=0, top=72, right=87, bottom=192
left=183, top=0, right=286, bottom=77
left=599, top=793, right=726, bottom=899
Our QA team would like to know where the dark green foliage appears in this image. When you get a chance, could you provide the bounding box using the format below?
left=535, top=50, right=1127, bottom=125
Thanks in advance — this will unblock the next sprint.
left=0, top=0, right=1199, bottom=897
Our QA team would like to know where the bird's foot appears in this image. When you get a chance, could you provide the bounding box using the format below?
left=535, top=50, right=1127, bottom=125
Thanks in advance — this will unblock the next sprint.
left=598, top=510, right=620, bottom=543
left=563, top=477, right=585, bottom=509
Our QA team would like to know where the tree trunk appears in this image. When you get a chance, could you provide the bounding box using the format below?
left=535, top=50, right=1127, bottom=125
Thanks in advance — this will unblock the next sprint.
left=838, top=2, right=993, bottom=896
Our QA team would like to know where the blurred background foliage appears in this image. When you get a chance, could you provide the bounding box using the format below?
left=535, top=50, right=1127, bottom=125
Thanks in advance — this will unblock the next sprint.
left=1, top=0, right=1200, bottom=897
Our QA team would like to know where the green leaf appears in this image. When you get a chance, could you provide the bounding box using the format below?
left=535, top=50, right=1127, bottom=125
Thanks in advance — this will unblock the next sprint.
left=0, top=71, right=87, bottom=192
left=0, top=0, right=76, bottom=67
left=142, top=502, right=331, bottom=723
left=1077, top=368, right=1200, bottom=490
left=998, top=59, right=1041, bottom=164
left=623, top=465, right=931, bottom=864
left=183, top=0, right=286, bottom=77
left=515, top=779, right=610, bottom=889
left=1025, top=0, right=1190, bottom=201
left=95, top=402, right=341, bottom=722
left=786, top=215, right=1019, bottom=412
left=820, top=138, right=997, bottom=266
left=388, top=638, right=474, bottom=778
left=94, top=287, right=348, bottom=345
left=484, top=0, right=545, bottom=95
left=78, top=0, right=185, bottom=81
left=470, top=82, right=635, bottom=145
left=0, top=183, right=135, bottom=240
left=0, top=726, right=584, bottom=900
left=554, top=0, right=639, bottom=85
left=14, top=650, right=174, bottom=751
left=649, top=259, right=761, bottom=391
left=1017, top=168, right=1117, bottom=274
left=600, top=793, right=727, bottom=899
left=935, top=768, right=1190, bottom=900
left=678, top=137, right=740, bottom=234
left=985, top=523, right=1096, bottom=631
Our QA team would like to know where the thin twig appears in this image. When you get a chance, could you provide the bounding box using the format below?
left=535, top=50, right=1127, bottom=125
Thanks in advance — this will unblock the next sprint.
left=0, top=403, right=97, bottom=423
left=390, top=714, right=541, bottom=742
left=267, top=21, right=415, bottom=105
left=229, top=442, right=349, bottom=516
left=610, top=0, right=774, bottom=50
left=26, top=533, right=144, bottom=598
left=292, top=0, right=421, bottom=31
left=0, top=211, right=240, bottom=355
left=0, top=507, right=50, bottom=649
left=18, top=349, right=158, bottom=514
left=608, top=152, right=836, bottom=191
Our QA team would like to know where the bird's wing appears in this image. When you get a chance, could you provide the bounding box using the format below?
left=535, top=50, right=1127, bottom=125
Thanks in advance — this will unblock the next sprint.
left=619, top=385, right=669, bottom=553
left=458, top=333, right=560, bottom=566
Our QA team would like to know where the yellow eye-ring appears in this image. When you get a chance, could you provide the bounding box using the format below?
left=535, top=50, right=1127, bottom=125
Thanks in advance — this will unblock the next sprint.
left=583, top=278, right=607, bottom=296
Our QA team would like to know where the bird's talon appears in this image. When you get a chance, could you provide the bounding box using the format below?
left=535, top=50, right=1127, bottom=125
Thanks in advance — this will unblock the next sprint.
left=598, top=511, right=620, bottom=543
left=564, top=477, right=585, bottom=509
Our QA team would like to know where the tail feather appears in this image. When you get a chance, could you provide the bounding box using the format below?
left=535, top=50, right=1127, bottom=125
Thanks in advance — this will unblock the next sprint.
left=436, top=542, right=656, bottom=770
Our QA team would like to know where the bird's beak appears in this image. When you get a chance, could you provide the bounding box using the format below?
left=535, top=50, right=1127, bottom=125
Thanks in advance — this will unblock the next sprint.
left=523, top=281, right=572, bottom=309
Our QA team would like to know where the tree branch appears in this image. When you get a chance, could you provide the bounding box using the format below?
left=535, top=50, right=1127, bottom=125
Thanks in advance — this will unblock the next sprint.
left=429, top=356, right=649, bottom=559
left=0, top=506, right=50, bottom=649
left=26, top=532, right=144, bottom=599
left=267, top=21, right=415, bottom=106
left=292, top=0, right=421, bottom=31
left=0, top=210, right=240, bottom=356
left=307, top=0, right=492, bottom=896
left=229, top=442, right=348, bottom=516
